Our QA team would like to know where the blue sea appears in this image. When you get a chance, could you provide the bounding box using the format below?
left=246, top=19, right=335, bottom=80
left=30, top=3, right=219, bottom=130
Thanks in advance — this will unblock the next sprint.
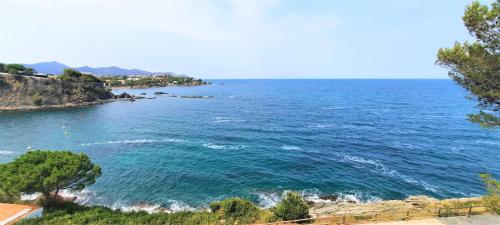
left=0, top=80, right=499, bottom=211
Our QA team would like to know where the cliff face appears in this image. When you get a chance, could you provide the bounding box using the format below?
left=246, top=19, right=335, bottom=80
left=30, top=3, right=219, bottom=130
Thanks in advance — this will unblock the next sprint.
left=0, top=74, right=114, bottom=110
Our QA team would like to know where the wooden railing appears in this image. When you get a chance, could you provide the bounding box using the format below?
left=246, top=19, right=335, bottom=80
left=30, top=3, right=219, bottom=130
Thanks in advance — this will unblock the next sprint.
left=256, top=205, right=490, bottom=225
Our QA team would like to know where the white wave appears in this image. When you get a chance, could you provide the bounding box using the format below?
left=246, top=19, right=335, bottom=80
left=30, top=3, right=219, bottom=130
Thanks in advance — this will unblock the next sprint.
left=0, top=150, right=14, bottom=155
left=20, top=193, right=41, bottom=201
left=256, top=192, right=281, bottom=208
left=336, top=192, right=382, bottom=203
left=300, top=188, right=324, bottom=203
left=168, top=200, right=196, bottom=212
left=258, top=189, right=381, bottom=205
left=213, top=117, right=246, bottom=123
left=336, top=153, right=439, bottom=193
left=81, top=138, right=184, bottom=146
left=281, top=145, right=302, bottom=151
left=59, top=189, right=96, bottom=205
left=203, top=143, right=248, bottom=150
left=111, top=201, right=164, bottom=214
left=308, top=124, right=334, bottom=128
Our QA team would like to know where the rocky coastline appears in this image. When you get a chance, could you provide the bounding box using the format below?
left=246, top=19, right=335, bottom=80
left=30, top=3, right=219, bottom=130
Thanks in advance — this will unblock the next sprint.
left=309, top=195, right=484, bottom=218
left=0, top=99, right=116, bottom=112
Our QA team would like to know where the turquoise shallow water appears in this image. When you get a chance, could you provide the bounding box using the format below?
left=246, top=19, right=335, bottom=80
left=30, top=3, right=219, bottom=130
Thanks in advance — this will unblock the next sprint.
left=0, top=79, right=499, bottom=211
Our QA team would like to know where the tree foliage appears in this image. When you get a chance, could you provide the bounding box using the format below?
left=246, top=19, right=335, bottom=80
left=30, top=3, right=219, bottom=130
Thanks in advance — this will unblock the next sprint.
left=59, top=68, right=83, bottom=81
left=0, top=150, right=101, bottom=205
left=480, top=173, right=500, bottom=214
left=273, top=192, right=309, bottom=221
left=1, top=63, right=36, bottom=75
left=436, top=0, right=499, bottom=127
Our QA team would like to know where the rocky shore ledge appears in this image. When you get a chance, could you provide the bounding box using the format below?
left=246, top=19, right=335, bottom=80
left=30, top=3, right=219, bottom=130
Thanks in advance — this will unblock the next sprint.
left=309, top=195, right=483, bottom=218
left=0, top=99, right=116, bottom=112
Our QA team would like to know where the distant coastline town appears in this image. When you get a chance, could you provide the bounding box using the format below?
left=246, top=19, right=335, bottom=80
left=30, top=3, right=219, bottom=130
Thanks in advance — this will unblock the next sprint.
left=0, top=62, right=211, bottom=111
left=101, top=73, right=208, bottom=88
left=0, top=61, right=210, bottom=88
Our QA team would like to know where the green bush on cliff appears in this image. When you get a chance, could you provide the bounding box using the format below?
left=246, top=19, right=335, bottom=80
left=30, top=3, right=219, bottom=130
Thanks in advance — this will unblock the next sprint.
left=273, top=192, right=309, bottom=221
left=1, top=64, right=36, bottom=75
left=210, top=197, right=262, bottom=224
left=480, top=173, right=500, bottom=214
left=17, top=202, right=220, bottom=225
left=17, top=199, right=273, bottom=225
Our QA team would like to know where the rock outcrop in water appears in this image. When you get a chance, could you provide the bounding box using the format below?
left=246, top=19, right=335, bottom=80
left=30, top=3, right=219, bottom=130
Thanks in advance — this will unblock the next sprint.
left=0, top=73, right=115, bottom=111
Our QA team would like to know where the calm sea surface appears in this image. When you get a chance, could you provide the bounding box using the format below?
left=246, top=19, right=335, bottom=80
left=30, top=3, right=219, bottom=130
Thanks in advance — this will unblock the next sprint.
left=0, top=80, right=499, bottom=211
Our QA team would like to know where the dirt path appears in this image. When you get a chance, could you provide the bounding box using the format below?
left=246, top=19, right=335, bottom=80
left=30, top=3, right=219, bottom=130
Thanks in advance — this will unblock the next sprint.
left=360, top=215, right=500, bottom=225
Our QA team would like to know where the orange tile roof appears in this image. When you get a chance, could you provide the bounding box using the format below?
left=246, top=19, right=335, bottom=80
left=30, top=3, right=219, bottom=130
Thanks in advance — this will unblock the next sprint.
left=0, top=203, right=37, bottom=225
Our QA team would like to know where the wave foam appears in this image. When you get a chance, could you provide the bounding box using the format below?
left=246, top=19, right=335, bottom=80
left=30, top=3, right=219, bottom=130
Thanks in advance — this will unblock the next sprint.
left=168, top=200, right=196, bottom=212
left=256, top=192, right=281, bottom=208
left=203, top=143, right=248, bottom=150
left=20, top=193, right=41, bottom=201
left=336, top=153, right=439, bottom=193
left=281, top=145, right=302, bottom=150
left=59, top=189, right=96, bottom=205
left=308, top=124, right=334, bottom=128
left=256, top=189, right=382, bottom=207
left=81, top=138, right=184, bottom=146
left=213, top=117, right=246, bottom=123
left=111, top=201, right=164, bottom=214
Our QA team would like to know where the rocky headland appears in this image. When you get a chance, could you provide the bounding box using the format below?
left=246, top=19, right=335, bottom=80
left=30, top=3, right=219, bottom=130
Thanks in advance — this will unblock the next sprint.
left=0, top=73, right=116, bottom=111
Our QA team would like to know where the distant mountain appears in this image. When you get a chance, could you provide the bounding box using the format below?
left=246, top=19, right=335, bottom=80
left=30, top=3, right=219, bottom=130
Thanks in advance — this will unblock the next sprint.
left=75, top=66, right=152, bottom=76
left=24, top=61, right=70, bottom=75
left=23, top=61, right=153, bottom=76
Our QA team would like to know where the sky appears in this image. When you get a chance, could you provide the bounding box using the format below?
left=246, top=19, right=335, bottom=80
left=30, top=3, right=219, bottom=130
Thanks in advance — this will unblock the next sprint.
left=0, top=0, right=494, bottom=79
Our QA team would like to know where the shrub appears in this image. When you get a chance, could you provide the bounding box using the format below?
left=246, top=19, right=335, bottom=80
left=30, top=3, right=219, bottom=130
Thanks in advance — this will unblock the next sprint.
left=8, top=68, right=19, bottom=75
left=80, top=74, right=102, bottom=84
left=209, top=197, right=261, bottom=224
left=480, top=173, right=500, bottom=214
left=5, top=64, right=25, bottom=74
left=273, top=192, right=309, bottom=221
left=17, top=202, right=221, bottom=225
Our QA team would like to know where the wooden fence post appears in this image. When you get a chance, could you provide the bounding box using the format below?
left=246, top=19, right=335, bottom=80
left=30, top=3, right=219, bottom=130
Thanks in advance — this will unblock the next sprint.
left=468, top=205, right=472, bottom=217
left=406, top=210, right=410, bottom=220
left=438, top=207, right=441, bottom=217
left=342, top=215, right=345, bottom=224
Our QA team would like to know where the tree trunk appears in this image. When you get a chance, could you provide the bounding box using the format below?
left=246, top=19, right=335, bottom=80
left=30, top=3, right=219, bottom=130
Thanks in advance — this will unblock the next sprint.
left=42, top=191, right=52, bottom=206
left=54, top=189, right=59, bottom=200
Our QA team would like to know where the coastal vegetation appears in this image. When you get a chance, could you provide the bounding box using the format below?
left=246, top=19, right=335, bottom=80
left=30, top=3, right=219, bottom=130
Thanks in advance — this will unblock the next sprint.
left=436, top=0, right=499, bottom=127
left=0, top=63, right=36, bottom=75
left=101, top=74, right=208, bottom=88
left=480, top=173, right=500, bottom=214
left=0, top=150, right=310, bottom=225
left=0, top=150, right=101, bottom=205
left=273, top=192, right=310, bottom=221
